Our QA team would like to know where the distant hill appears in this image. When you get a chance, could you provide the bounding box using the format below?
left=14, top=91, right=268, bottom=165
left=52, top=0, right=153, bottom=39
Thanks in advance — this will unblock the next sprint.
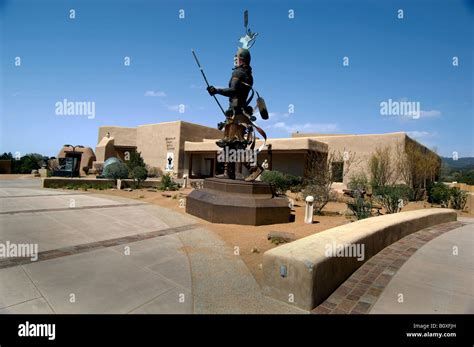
left=441, top=157, right=474, bottom=171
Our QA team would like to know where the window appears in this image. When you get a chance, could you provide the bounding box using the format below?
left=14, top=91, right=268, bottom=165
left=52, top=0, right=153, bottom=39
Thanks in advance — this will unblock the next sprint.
left=331, top=161, right=344, bottom=182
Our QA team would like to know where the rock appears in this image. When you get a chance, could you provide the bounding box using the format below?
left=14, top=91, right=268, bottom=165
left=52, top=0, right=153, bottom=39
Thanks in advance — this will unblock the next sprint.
left=123, top=188, right=133, bottom=192
left=267, top=231, right=296, bottom=244
left=258, top=264, right=263, bottom=270
left=162, top=193, right=172, bottom=198
left=250, top=247, right=260, bottom=254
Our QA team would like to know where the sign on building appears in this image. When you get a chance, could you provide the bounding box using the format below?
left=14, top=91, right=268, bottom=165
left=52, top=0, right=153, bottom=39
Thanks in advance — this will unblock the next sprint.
left=165, top=152, right=174, bottom=171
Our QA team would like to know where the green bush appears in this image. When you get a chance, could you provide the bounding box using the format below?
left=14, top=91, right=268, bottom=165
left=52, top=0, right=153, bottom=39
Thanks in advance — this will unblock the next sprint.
left=374, top=185, right=412, bottom=214
left=346, top=196, right=372, bottom=220
left=450, top=187, right=467, bottom=210
left=428, top=182, right=451, bottom=206
left=47, top=181, right=113, bottom=190
left=159, top=173, right=180, bottom=191
left=126, top=152, right=146, bottom=171
left=5, top=152, right=45, bottom=174
left=261, top=171, right=287, bottom=194
left=347, top=172, right=369, bottom=191
left=103, top=162, right=129, bottom=180
left=261, top=171, right=302, bottom=195
left=130, top=166, right=148, bottom=189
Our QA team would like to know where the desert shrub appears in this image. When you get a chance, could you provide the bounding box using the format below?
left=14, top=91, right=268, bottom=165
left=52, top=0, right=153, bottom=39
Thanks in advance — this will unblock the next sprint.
left=261, top=171, right=287, bottom=194
left=147, top=166, right=163, bottom=178
left=428, top=182, right=451, bottom=206
left=302, top=183, right=331, bottom=215
left=348, top=172, right=369, bottom=191
left=286, top=174, right=303, bottom=193
left=450, top=187, right=467, bottom=210
left=369, top=146, right=393, bottom=188
left=346, top=195, right=372, bottom=220
left=374, top=185, right=412, bottom=214
left=130, top=166, right=148, bottom=189
left=159, top=173, right=180, bottom=191
left=103, top=162, right=129, bottom=180
left=261, top=171, right=303, bottom=195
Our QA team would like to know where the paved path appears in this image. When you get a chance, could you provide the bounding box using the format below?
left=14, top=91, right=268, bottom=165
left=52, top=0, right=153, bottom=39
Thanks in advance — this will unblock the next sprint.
left=0, top=179, right=303, bottom=314
left=312, top=218, right=474, bottom=314
left=371, top=218, right=474, bottom=314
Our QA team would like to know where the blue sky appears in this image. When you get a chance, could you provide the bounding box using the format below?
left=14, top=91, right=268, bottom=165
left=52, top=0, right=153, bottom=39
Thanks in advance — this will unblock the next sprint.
left=1, top=0, right=473, bottom=157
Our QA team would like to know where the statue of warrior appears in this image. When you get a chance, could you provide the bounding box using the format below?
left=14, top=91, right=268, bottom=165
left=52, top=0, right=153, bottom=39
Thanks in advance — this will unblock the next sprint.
left=194, top=10, right=267, bottom=180
left=207, top=47, right=254, bottom=149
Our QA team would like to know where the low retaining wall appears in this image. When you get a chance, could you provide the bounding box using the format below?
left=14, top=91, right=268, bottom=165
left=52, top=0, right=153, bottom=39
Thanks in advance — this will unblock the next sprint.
left=262, top=208, right=457, bottom=311
left=42, top=177, right=115, bottom=189
left=42, top=177, right=162, bottom=189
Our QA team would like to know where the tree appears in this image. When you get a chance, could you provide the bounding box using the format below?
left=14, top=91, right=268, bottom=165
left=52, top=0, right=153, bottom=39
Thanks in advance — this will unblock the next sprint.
left=368, top=146, right=393, bottom=188
left=395, top=139, right=441, bottom=200
left=10, top=153, right=45, bottom=174
left=303, top=150, right=356, bottom=214
left=126, top=152, right=147, bottom=188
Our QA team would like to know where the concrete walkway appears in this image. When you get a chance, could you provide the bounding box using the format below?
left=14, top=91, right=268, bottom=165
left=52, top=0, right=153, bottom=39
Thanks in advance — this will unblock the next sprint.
left=312, top=218, right=474, bottom=314
left=371, top=219, right=474, bottom=314
left=0, top=179, right=303, bottom=314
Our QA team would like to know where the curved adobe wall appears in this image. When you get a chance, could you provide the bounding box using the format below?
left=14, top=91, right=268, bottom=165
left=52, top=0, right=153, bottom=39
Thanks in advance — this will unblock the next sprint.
left=262, top=209, right=457, bottom=311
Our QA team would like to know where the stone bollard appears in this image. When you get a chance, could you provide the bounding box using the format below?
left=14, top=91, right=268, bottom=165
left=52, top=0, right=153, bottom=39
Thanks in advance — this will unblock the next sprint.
left=183, top=175, right=188, bottom=189
left=305, top=195, right=314, bottom=224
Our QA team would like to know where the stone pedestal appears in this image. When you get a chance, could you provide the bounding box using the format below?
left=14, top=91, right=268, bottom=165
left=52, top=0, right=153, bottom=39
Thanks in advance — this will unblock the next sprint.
left=186, top=178, right=291, bottom=226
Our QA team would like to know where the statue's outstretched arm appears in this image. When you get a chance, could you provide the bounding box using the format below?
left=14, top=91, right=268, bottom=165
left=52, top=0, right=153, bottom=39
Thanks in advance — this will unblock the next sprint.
left=214, top=77, right=239, bottom=97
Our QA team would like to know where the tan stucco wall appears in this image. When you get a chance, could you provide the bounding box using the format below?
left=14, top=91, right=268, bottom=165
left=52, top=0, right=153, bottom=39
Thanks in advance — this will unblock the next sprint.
left=98, top=126, right=137, bottom=147
left=135, top=122, right=181, bottom=175
left=178, top=122, right=223, bottom=177
left=291, top=132, right=438, bottom=186
left=96, top=121, right=222, bottom=178
left=293, top=132, right=407, bottom=185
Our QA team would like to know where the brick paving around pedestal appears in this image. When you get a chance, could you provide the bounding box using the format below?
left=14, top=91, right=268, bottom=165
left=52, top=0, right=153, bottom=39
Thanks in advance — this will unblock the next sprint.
left=312, top=220, right=466, bottom=314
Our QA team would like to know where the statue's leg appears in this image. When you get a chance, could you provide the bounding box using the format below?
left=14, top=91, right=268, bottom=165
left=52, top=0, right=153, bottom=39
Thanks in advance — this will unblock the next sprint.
left=227, top=161, right=236, bottom=180
left=244, top=161, right=264, bottom=182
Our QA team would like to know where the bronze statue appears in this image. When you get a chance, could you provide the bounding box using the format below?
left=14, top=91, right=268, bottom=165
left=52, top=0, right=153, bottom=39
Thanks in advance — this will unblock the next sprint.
left=193, top=10, right=268, bottom=181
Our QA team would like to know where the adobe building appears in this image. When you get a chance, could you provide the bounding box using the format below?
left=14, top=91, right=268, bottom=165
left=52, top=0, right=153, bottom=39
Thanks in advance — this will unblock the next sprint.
left=94, top=121, right=224, bottom=177
left=57, top=145, right=96, bottom=176
left=291, top=132, right=438, bottom=185
left=93, top=120, right=438, bottom=187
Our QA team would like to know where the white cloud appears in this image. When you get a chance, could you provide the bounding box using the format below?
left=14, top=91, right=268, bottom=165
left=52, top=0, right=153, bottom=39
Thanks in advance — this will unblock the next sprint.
left=166, top=104, right=188, bottom=112
left=144, top=90, right=167, bottom=97
left=272, top=122, right=338, bottom=134
left=419, top=109, right=441, bottom=118
left=406, top=131, right=436, bottom=139
left=267, top=112, right=290, bottom=121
